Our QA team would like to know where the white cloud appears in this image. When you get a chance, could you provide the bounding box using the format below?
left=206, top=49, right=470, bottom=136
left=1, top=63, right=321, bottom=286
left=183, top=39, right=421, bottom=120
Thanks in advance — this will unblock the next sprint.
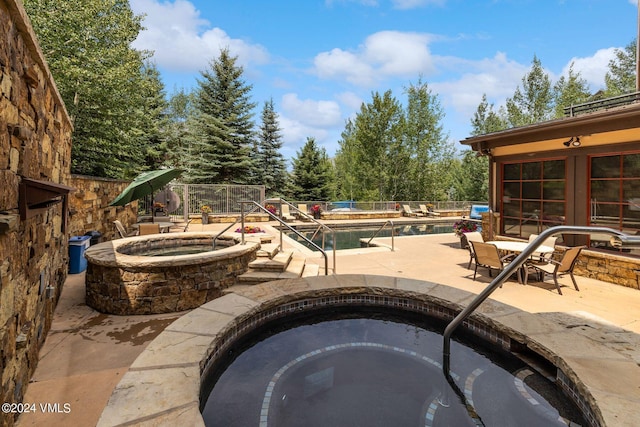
left=563, top=48, right=618, bottom=91
left=314, top=48, right=376, bottom=85
left=130, top=0, right=269, bottom=72
left=313, top=31, right=435, bottom=86
left=336, top=92, right=364, bottom=111
left=432, top=52, right=528, bottom=118
left=281, top=94, right=343, bottom=128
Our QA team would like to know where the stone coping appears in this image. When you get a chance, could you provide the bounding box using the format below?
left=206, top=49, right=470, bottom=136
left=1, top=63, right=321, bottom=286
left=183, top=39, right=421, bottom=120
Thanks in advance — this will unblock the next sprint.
left=84, top=232, right=260, bottom=268
left=96, top=275, right=639, bottom=427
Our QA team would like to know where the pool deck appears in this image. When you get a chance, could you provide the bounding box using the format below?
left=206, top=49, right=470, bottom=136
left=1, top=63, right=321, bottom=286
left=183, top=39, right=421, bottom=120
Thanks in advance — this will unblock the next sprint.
left=16, top=218, right=640, bottom=427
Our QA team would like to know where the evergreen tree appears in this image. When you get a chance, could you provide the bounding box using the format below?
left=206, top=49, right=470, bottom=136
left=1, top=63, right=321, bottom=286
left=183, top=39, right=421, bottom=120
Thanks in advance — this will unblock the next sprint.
left=187, top=49, right=256, bottom=183
left=256, top=99, right=287, bottom=195
left=24, top=0, right=153, bottom=178
left=139, top=63, right=169, bottom=171
left=553, top=63, right=592, bottom=118
left=505, top=55, right=554, bottom=127
left=605, top=39, right=637, bottom=96
left=290, top=138, right=334, bottom=200
left=165, top=88, right=197, bottom=172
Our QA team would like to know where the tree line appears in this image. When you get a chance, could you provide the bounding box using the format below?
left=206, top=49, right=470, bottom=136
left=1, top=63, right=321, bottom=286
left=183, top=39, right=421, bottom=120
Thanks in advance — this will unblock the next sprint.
left=23, top=0, right=638, bottom=202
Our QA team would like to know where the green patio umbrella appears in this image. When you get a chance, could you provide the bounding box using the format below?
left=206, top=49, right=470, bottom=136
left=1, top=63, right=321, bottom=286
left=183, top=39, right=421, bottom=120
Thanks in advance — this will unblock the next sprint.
left=109, top=168, right=183, bottom=221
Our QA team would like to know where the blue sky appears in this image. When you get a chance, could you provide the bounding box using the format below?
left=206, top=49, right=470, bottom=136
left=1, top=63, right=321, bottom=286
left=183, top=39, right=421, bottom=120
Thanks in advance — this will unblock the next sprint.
left=129, top=0, right=639, bottom=161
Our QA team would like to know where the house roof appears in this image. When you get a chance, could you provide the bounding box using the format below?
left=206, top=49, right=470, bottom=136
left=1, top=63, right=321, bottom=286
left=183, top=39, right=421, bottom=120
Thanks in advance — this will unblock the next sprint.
left=461, top=102, right=640, bottom=157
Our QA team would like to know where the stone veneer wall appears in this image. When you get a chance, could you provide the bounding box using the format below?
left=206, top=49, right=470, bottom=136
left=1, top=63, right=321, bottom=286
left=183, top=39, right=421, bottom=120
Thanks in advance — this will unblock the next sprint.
left=0, top=1, right=73, bottom=425
left=69, top=175, right=137, bottom=242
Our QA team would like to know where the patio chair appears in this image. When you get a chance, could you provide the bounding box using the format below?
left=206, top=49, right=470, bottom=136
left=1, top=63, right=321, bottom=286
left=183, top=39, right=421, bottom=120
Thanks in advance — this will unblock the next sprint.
left=281, top=204, right=295, bottom=221
left=138, top=223, right=160, bottom=236
left=402, top=205, right=424, bottom=217
left=526, top=246, right=585, bottom=295
left=113, top=220, right=136, bottom=238
left=419, top=204, right=441, bottom=217
left=528, top=234, right=557, bottom=260
left=470, top=241, right=515, bottom=282
left=463, top=231, right=484, bottom=269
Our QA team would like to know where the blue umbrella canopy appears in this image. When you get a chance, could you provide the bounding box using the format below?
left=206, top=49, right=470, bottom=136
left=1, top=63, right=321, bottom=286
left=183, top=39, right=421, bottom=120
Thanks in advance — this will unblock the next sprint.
left=109, top=168, right=183, bottom=207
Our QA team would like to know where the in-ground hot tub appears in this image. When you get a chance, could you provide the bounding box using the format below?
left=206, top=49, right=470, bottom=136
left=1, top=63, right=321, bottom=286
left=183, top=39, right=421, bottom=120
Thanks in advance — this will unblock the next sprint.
left=84, top=232, right=260, bottom=315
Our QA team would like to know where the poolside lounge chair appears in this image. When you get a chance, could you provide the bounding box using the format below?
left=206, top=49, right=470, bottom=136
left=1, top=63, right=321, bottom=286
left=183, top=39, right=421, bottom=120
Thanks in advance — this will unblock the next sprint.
left=297, top=204, right=313, bottom=221
left=138, top=223, right=160, bottom=235
left=419, top=204, right=441, bottom=217
left=525, top=246, right=585, bottom=295
left=114, top=220, right=137, bottom=238
left=402, top=205, right=424, bottom=217
left=281, top=204, right=295, bottom=221
left=470, top=241, right=515, bottom=282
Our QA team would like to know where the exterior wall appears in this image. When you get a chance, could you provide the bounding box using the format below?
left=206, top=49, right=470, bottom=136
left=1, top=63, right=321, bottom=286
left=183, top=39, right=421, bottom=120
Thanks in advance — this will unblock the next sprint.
left=0, top=1, right=73, bottom=425
left=69, top=175, right=137, bottom=242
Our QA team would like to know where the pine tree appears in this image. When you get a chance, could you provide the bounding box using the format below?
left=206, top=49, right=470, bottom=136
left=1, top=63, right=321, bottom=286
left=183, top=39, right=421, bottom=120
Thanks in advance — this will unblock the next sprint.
left=290, top=138, right=334, bottom=200
left=139, top=63, right=169, bottom=171
left=257, top=98, right=287, bottom=195
left=187, top=49, right=256, bottom=183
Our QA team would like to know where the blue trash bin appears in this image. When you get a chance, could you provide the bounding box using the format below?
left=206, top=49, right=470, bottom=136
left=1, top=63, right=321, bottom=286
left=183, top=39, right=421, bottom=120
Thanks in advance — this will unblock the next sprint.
left=69, top=235, right=91, bottom=274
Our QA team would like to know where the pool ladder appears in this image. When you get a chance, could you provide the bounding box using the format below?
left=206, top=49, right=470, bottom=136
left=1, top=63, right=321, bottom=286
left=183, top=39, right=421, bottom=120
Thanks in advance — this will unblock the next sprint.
left=366, top=220, right=395, bottom=251
left=442, top=225, right=640, bottom=375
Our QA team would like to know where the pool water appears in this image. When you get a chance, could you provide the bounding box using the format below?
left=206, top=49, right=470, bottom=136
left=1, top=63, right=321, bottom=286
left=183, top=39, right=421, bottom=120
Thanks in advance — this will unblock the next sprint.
left=287, top=224, right=454, bottom=251
left=127, top=244, right=216, bottom=256
left=201, top=310, right=586, bottom=426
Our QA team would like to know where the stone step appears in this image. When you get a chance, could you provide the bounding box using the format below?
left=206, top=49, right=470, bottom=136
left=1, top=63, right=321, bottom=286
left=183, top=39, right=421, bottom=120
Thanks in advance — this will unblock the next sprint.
left=238, top=255, right=306, bottom=285
left=257, top=243, right=279, bottom=258
left=301, top=263, right=320, bottom=277
left=248, top=251, right=292, bottom=272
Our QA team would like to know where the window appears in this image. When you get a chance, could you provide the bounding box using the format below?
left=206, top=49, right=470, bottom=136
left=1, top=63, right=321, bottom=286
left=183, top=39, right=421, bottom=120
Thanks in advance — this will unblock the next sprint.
left=501, top=159, right=566, bottom=238
left=589, top=152, right=640, bottom=249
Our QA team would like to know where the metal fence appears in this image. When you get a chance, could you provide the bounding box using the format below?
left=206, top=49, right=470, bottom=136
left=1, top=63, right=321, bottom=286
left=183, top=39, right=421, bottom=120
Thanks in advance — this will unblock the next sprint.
left=284, top=200, right=485, bottom=213
left=141, top=185, right=483, bottom=219
left=140, top=183, right=266, bottom=220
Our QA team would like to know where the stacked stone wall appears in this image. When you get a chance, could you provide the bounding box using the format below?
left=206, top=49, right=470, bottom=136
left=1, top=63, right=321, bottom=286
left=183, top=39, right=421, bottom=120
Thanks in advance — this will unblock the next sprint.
left=0, top=1, right=73, bottom=425
left=69, top=175, right=137, bottom=242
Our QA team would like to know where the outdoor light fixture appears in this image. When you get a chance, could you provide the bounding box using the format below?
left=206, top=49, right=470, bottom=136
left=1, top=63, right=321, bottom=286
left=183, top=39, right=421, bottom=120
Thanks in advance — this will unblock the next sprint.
left=563, top=136, right=581, bottom=147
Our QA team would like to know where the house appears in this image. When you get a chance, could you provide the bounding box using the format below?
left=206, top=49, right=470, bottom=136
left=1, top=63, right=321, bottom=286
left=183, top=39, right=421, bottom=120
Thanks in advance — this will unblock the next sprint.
left=461, top=95, right=640, bottom=288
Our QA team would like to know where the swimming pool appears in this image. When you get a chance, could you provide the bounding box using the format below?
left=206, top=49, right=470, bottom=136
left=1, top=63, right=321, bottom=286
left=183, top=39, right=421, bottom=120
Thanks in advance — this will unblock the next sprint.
left=287, top=223, right=454, bottom=251
left=201, top=308, right=586, bottom=426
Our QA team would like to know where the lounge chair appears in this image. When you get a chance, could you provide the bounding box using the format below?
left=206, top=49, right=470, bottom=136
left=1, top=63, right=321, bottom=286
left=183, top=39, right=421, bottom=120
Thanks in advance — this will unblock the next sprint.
left=114, top=220, right=137, bottom=238
left=297, top=204, right=313, bottom=221
left=138, top=223, right=160, bottom=235
left=526, top=246, right=585, bottom=295
left=281, top=204, right=295, bottom=221
left=419, top=204, right=441, bottom=217
left=402, top=205, right=424, bottom=217
left=470, top=241, right=515, bottom=282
